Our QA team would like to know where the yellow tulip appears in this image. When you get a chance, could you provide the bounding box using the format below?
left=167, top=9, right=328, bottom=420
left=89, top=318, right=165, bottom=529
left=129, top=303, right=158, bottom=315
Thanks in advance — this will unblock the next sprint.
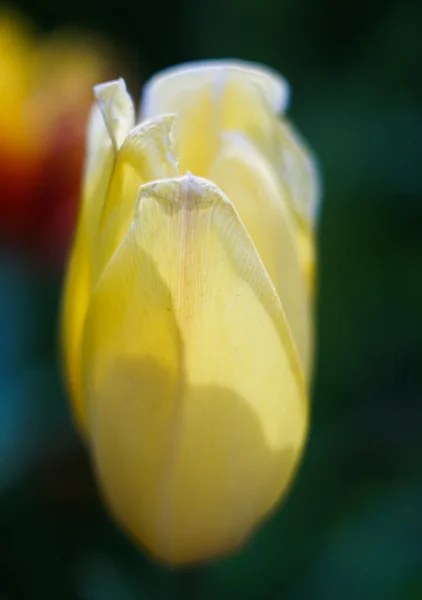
left=62, top=61, right=320, bottom=566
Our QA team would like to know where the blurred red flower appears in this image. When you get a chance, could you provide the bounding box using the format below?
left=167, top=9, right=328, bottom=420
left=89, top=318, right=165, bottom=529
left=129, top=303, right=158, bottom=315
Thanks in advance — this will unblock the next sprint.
left=0, top=12, right=117, bottom=265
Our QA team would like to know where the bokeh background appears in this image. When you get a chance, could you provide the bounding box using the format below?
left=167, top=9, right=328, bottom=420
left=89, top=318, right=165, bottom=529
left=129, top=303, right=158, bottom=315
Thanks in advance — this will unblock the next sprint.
left=1, top=0, right=421, bottom=598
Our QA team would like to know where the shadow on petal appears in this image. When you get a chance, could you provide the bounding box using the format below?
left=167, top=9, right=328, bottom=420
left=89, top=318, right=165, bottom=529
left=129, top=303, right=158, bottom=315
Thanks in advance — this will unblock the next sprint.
left=90, top=357, right=300, bottom=566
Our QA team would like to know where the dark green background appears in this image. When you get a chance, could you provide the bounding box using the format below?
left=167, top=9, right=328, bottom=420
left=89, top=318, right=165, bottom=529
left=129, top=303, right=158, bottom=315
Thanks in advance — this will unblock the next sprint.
left=1, top=0, right=421, bottom=597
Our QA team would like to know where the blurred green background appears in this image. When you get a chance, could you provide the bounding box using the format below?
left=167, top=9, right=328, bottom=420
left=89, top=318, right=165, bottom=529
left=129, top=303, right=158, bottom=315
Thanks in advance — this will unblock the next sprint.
left=1, top=0, right=421, bottom=598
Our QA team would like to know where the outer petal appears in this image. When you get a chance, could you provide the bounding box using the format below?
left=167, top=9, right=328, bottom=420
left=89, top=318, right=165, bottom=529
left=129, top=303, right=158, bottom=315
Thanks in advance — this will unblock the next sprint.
left=62, top=79, right=134, bottom=431
left=141, top=61, right=289, bottom=177
left=209, top=133, right=311, bottom=377
left=275, top=118, right=321, bottom=228
left=82, top=174, right=307, bottom=565
left=272, top=119, right=320, bottom=297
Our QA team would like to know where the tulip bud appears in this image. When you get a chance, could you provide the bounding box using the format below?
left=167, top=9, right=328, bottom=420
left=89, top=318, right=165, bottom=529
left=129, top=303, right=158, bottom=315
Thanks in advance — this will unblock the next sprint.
left=62, top=61, right=320, bottom=565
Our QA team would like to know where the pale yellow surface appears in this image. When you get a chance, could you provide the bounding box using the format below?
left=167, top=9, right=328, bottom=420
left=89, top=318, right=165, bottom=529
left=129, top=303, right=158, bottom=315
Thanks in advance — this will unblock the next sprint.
left=82, top=175, right=307, bottom=565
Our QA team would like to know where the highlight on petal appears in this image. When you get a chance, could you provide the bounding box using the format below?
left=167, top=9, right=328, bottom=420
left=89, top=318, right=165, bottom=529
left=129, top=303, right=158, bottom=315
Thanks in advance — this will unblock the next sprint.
left=82, top=173, right=307, bottom=565
left=209, top=132, right=311, bottom=377
left=140, top=61, right=290, bottom=177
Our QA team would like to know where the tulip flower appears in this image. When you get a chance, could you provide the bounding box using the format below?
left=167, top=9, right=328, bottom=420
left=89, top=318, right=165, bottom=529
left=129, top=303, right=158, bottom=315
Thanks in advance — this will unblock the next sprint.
left=0, top=12, right=114, bottom=263
left=62, top=61, right=320, bottom=565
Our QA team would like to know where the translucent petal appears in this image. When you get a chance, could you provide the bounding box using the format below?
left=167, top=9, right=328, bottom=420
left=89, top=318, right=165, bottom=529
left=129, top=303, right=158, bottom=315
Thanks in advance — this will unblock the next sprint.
left=62, top=80, right=135, bottom=431
left=141, top=61, right=289, bottom=177
left=275, top=118, right=321, bottom=230
left=96, top=114, right=179, bottom=277
left=82, top=79, right=135, bottom=279
left=142, top=60, right=289, bottom=118
left=83, top=174, right=307, bottom=565
left=94, top=79, right=134, bottom=150
left=209, top=133, right=311, bottom=376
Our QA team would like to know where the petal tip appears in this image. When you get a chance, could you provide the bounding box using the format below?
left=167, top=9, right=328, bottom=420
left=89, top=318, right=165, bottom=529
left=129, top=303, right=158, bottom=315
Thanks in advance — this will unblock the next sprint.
left=94, top=78, right=135, bottom=149
left=119, top=113, right=180, bottom=178
left=94, top=77, right=127, bottom=102
left=141, top=59, right=290, bottom=117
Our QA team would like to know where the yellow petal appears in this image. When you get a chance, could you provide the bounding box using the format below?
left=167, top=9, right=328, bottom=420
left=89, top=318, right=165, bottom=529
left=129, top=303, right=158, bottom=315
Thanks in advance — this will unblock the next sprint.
left=297, top=225, right=316, bottom=298
left=209, top=132, right=311, bottom=377
left=275, top=118, right=321, bottom=230
left=61, top=106, right=111, bottom=433
left=82, top=174, right=307, bottom=565
left=97, top=114, right=179, bottom=276
left=84, top=79, right=135, bottom=279
left=141, top=62, right=319, bottom=301
left=273, top=120, right=320, bottom=298
left=94, top=78, right=135, bottom=150
left=141, top=61, right=289, bottom=177
left=142, top=60, right=289, bottom=117
left=62, top=79, right=134, bottom=432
